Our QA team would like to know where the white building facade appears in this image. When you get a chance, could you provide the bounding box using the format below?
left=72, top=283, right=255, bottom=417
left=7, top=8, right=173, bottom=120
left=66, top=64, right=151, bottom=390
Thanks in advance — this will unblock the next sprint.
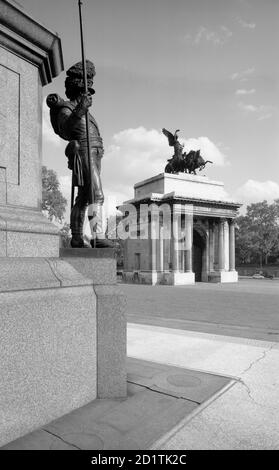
left=119, top=173, right=241, bottom=285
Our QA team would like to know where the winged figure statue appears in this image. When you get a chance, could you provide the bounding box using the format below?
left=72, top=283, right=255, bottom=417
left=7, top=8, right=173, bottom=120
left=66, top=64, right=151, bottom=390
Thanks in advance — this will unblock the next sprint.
left=162, top=128, right=185, bottom=173
left=162, top=128, right=213, bottom=174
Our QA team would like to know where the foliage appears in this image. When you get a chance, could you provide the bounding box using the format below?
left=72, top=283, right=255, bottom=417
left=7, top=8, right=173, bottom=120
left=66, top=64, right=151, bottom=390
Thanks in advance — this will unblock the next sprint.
left=235, top=200, right=279, bottom=266
left=42, top=166, right=67, bottom=224
left=106, top=215, right=124, bottom=268
left=235, top=215, right=254, bottom=264
left=60, top=223, right=71, bottom=248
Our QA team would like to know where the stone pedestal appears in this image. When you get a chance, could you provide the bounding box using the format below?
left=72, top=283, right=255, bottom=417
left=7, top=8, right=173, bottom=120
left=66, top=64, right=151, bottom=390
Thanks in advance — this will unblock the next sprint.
left=0, top=258, right=97, bottom=447
left=0, top=249, right=127, bottom=448
left=0, top=0, right=64, bottom=256
left=60, top=249, right=127, bottom=399
left=0, top=1, right=127, bottom=449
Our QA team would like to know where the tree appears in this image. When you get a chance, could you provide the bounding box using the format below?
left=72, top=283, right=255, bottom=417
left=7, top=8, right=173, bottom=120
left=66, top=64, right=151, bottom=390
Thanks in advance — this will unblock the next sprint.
left=235, top=215, right=254, bottom=264
left=105, top=214, right=124, bottom=268
left=246, top=201, right=279, bottom=266
left=60, top=223, right=71, bottom=248
left=42, top=166, right=67, bottom=224
left=235, top=200, right=279, bottom=266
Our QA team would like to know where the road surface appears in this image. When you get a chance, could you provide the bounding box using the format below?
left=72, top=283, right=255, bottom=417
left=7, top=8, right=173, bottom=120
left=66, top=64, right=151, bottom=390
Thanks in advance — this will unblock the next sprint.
left=121, top=279, right=279, bottom=341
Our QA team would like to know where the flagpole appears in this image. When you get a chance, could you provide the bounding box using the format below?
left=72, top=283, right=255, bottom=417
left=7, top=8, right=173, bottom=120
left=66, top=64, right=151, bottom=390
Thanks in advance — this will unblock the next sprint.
left=78, top=0, right=93, bottom=206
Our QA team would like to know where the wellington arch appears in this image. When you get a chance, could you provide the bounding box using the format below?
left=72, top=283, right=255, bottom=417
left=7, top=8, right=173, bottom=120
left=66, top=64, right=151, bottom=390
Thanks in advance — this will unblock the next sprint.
left=119, top=172, right=241, bottom=285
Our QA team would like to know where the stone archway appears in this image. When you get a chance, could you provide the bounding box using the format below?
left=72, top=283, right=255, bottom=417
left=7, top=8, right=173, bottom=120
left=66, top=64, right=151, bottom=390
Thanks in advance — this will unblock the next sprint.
left=192, top=227, right=206, bottom=282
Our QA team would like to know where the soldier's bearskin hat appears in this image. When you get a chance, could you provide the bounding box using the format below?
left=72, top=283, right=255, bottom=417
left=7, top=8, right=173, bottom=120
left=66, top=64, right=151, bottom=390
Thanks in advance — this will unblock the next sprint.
left=65, top=60, right=96, bottom=98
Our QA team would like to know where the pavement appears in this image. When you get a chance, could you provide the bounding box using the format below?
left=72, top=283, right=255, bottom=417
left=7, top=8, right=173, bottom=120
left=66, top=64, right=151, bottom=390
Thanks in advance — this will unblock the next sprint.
left=2, top=357, right=232, bottom=450
left=2, top=279, right=279, bottom=450
left=128, top=323, right=279, bottom=450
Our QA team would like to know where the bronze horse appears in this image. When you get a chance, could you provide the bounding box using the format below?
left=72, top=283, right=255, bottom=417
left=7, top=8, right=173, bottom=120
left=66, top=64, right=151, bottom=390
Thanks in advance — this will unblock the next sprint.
left=183, top=150, right=213, bottom=175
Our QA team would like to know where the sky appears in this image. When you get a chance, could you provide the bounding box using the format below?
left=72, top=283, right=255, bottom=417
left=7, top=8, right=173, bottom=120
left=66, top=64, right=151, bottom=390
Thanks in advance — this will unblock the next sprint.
left=17, top=0, right=279, bottom=215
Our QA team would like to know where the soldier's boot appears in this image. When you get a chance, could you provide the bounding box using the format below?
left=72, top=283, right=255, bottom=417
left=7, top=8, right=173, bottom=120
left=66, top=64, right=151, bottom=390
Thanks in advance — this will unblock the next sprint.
left=71, top=236, right=85, bottom=248
left=90, top=238, right=114, bottom=249
left=88, top=203, right=114, bottom=249
left=70, top=204, right=89, bottom=248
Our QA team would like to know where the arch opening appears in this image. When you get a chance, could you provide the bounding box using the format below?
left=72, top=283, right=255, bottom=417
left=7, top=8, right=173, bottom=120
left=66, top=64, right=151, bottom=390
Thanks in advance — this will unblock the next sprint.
left=192, top=229, right=206, bottom=282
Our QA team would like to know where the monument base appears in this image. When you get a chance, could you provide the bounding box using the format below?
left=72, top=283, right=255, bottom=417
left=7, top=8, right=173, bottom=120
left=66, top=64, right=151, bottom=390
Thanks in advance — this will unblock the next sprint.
left=208, top=270, right=239, bottom=283
left=0, top=250, right=127, bottom=447
left=0, top=206, right=60, bottom=257
left=0, top=258, right=97, bottom=447
left=60, top=248, right=127, bottom=399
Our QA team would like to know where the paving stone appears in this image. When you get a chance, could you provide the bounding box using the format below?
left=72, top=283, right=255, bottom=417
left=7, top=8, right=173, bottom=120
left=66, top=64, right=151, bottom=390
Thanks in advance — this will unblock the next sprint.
left=127, top=358, right=230, bottom=403
left=2, top=358, right=231, bottom=450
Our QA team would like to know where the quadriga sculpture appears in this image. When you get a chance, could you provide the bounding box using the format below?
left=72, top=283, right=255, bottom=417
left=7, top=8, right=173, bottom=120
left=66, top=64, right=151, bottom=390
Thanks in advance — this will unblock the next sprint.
left=162, top=128, right=212, bottom=175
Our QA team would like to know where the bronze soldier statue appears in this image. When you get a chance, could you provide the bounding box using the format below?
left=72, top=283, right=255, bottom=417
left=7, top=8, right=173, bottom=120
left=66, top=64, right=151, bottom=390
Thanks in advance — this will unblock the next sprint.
left=46, top=60, right=112, bottom=248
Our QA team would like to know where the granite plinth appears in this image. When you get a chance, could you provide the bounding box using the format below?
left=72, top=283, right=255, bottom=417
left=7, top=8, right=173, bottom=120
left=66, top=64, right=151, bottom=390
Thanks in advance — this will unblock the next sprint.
left=0, top=258, right=97, bottom=448
left=2, top=358, right=232, bottom=450
left=60, top=248, right=115, bottom=258
left=0, top=257, right=92, bottom=292
left=0, top=205, right=60, bottom=257
left=60, top=248, right=116, bottom=285
left=94, top=285, right=127, bottom=398
left=0, top=48, right=60, bottom=256
left=0, top=0, right=63, bottom=85
left=0, top=47, right=40, bottom=207
left=0, top=4, right=63, bottom=258
left=60, top=249, right=127, bottom=399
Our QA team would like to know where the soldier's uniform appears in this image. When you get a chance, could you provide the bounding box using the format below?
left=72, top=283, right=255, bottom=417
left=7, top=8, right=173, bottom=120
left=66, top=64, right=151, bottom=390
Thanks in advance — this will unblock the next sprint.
left=47, top=60, right=111, bottom=248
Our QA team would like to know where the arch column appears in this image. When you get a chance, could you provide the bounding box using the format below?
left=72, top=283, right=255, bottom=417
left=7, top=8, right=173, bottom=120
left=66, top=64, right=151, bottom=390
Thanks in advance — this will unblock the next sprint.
left=209, top=220, right=215, bottom=272
left=170, top=205, right=194, bottom=285
left=159, top=225, right=164, bottom=271
left=203, top=220, right=210, bottom=281
left=229, top=219, right=236, bottom=271
left=171, top=210, right=180, bottom=272
left=224, top=219, right=230, bottom=271
left=218, top=219, right=225, bottom=271
left=148, top=208, right=158, bottom=284
left=184, top=213, right=193, bottom=272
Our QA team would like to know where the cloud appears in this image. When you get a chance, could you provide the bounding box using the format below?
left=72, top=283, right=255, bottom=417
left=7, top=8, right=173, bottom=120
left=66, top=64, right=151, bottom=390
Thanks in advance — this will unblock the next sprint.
left=231, top=67, right=255, bottom=81
left=102, top=127, right=170, bottom=204
left=180, top=136, right=227, bottom=166
left=235, top=88, right=256, bottom=96
left=235, top=180, right=279, bottom=205
left=59, top=175, right=72, bottom=200
left=102, top=127, right=228, bottom=208
left=238, top=17, right=256, bottom=29
left=257, top=113, right=272, bottom=121
left=237, top=102, right=273, bottom=120
left=42, top=102, right=61, bottom=147
left=59, top=175, right=71, bottom=221
left=58, top=128, right=228, bottom=216
left=185, top=25, right=232, bottom=46
left=220, top=26, right=233, bottom=38
left=237, top=101, right=258, bottom=112
left=59, top=174, right=125, bottom=225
